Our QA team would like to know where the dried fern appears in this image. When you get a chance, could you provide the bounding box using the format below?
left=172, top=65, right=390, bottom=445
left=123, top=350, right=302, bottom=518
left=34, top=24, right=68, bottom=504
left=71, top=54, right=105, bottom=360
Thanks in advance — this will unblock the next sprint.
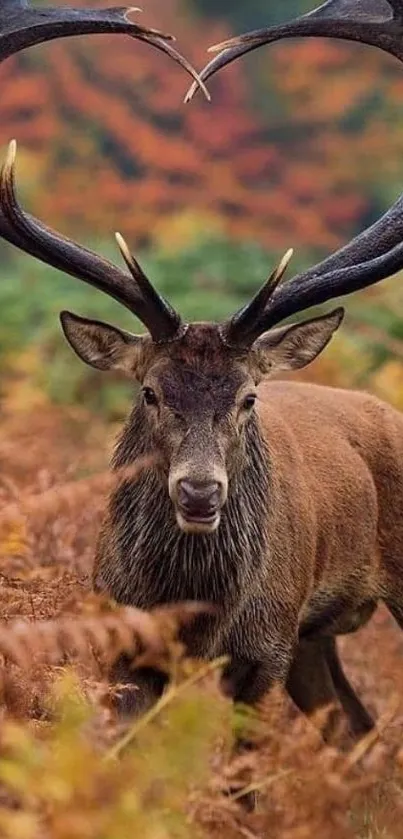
left=0, top=601, right=209, bottom=672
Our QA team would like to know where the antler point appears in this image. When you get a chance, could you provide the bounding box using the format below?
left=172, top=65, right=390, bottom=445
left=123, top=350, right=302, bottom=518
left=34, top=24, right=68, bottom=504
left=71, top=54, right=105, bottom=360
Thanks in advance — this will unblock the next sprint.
left=207, top=42, right=224, bottom=54
left=115, top=231, right=132, bottom=264
left=274, top=248, right=294, bottom=281
left=184, top=84, right=197, bottom=103
left=6, top=139, right=17, bottom=168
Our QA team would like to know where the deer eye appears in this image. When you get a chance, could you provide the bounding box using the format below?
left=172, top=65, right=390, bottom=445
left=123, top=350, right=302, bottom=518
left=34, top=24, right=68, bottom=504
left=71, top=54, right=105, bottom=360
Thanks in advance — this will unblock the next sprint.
left=242, top=394, right=257, bottom=411
left=142, top=387, right=158, bottom=407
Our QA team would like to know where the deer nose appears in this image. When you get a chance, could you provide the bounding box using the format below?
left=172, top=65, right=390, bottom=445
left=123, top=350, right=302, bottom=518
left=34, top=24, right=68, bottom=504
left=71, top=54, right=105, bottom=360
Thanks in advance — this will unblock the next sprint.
left=177, top=479, right=221, bottom=520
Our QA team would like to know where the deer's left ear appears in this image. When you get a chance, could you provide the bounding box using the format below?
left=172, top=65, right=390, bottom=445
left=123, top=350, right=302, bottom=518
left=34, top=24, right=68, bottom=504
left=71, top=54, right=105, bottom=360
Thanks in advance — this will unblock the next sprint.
left=60, top=310, right=150, bottom=379
left=251, top=308, right=344, bottom=377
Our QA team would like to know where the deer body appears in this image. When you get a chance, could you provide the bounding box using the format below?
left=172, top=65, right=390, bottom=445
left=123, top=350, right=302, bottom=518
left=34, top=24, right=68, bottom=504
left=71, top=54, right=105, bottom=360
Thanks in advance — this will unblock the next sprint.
left=93, top=370, right=403, bottom=723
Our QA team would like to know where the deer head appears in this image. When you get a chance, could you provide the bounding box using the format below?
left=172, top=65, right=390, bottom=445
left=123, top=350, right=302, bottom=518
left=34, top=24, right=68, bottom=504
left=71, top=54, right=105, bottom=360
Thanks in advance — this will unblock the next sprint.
left=1, top=141, right=403, bottom=532
left=0, top=0, right=208, bottom=98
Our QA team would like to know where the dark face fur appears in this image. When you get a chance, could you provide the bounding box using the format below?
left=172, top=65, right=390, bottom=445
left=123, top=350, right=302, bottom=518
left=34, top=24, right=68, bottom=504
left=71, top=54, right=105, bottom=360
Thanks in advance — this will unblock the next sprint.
left=138, top=326, right=257, bottom=533
left=60, top=311, right=344, bottom=534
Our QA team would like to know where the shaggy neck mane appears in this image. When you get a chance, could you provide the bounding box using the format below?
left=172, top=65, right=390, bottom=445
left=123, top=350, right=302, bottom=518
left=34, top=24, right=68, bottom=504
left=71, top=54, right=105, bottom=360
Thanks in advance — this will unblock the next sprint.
left=105, top=406, right=270, bottom=610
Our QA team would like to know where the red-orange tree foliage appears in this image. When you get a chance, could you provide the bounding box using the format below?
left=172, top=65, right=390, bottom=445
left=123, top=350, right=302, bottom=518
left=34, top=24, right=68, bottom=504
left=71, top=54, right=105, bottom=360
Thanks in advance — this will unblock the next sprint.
left=0, top=0, right=402, bottom=252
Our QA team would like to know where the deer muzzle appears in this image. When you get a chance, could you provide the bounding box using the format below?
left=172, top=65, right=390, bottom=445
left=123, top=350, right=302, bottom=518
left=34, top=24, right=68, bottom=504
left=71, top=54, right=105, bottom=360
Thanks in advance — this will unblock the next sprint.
left=170, top=477, right=227, bottom=534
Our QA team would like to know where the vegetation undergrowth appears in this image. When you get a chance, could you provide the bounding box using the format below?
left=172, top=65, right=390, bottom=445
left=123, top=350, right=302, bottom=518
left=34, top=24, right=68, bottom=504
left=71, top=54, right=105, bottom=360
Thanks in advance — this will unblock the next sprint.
left=0, top=405, right=401, bottom=837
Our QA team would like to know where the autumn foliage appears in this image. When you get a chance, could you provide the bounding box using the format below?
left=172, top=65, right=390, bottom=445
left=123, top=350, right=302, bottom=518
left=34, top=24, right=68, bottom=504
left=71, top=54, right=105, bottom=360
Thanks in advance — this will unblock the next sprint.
left=1, top=0, right=402, bottom=254
left=0, top=0, right=281, bottom=249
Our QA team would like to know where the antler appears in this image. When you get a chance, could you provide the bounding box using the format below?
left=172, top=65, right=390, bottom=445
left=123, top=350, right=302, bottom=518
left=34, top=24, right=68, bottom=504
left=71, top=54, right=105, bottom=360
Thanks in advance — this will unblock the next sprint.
left=185, top=0, right=401, bottom=102
left=221, top=192, right=403, bottom=348
left=183, top=0, right=403, bottom=347
left=0, top=141, right=184, bottom=343
left=0, top=0, right=209, bottom=100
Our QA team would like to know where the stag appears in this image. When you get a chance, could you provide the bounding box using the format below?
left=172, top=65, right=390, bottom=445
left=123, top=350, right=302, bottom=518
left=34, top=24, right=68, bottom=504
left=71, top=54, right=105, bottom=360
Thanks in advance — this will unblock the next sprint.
left=2, top=135, right=403, bottom=773
left=185, top=0, right=403, bottom=101
left=0, top=0, right=208, bottom=96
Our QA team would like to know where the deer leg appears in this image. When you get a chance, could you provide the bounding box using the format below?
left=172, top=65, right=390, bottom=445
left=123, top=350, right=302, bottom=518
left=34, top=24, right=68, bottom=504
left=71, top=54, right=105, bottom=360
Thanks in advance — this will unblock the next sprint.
left=286, top=636, right=374, bottom=744
left=222, top=659, right=282, bottom=706
left=286, top=636, right=342, bottom=744
left=110, top=654, right=168, bottom=718
left=325, top=636, right=375, bottom=737
left=221, top=652, right=294, bottom=812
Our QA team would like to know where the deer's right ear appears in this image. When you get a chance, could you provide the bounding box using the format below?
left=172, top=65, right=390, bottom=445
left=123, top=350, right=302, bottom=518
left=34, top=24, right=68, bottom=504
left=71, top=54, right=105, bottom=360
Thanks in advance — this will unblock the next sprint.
left=60, top=311, right=147, bottom=377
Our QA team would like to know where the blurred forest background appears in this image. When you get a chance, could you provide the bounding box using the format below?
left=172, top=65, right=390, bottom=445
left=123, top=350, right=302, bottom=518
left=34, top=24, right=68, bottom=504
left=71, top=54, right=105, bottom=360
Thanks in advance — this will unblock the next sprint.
left=2, top=6, right=403, bottom=837
left=1, top=0, right=403, bottom=417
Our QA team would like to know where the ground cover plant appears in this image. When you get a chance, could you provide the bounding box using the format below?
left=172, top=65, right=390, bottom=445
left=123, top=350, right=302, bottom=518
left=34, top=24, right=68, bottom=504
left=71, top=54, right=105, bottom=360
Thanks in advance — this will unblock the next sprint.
left=0, top=392, right=401, bottom=839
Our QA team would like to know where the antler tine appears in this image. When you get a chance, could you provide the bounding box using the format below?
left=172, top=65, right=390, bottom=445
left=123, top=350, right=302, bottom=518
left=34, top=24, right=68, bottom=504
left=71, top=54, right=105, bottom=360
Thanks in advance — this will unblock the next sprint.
left=0, top=141, right=183, bottom=343
left=221, top=249, right=294, bottom=347
left=185, top=0, right=402, bottom=102
left=134, top=33, right=210, bottom=102
left=115, top=232, right=183, bottom=342
left=0, top=1, right=209, bottom=100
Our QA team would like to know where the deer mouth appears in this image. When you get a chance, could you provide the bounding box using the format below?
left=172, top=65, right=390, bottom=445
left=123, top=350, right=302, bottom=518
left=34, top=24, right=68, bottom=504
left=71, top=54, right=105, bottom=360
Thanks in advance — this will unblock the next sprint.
left=176, top=506, right=221, bottom=534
